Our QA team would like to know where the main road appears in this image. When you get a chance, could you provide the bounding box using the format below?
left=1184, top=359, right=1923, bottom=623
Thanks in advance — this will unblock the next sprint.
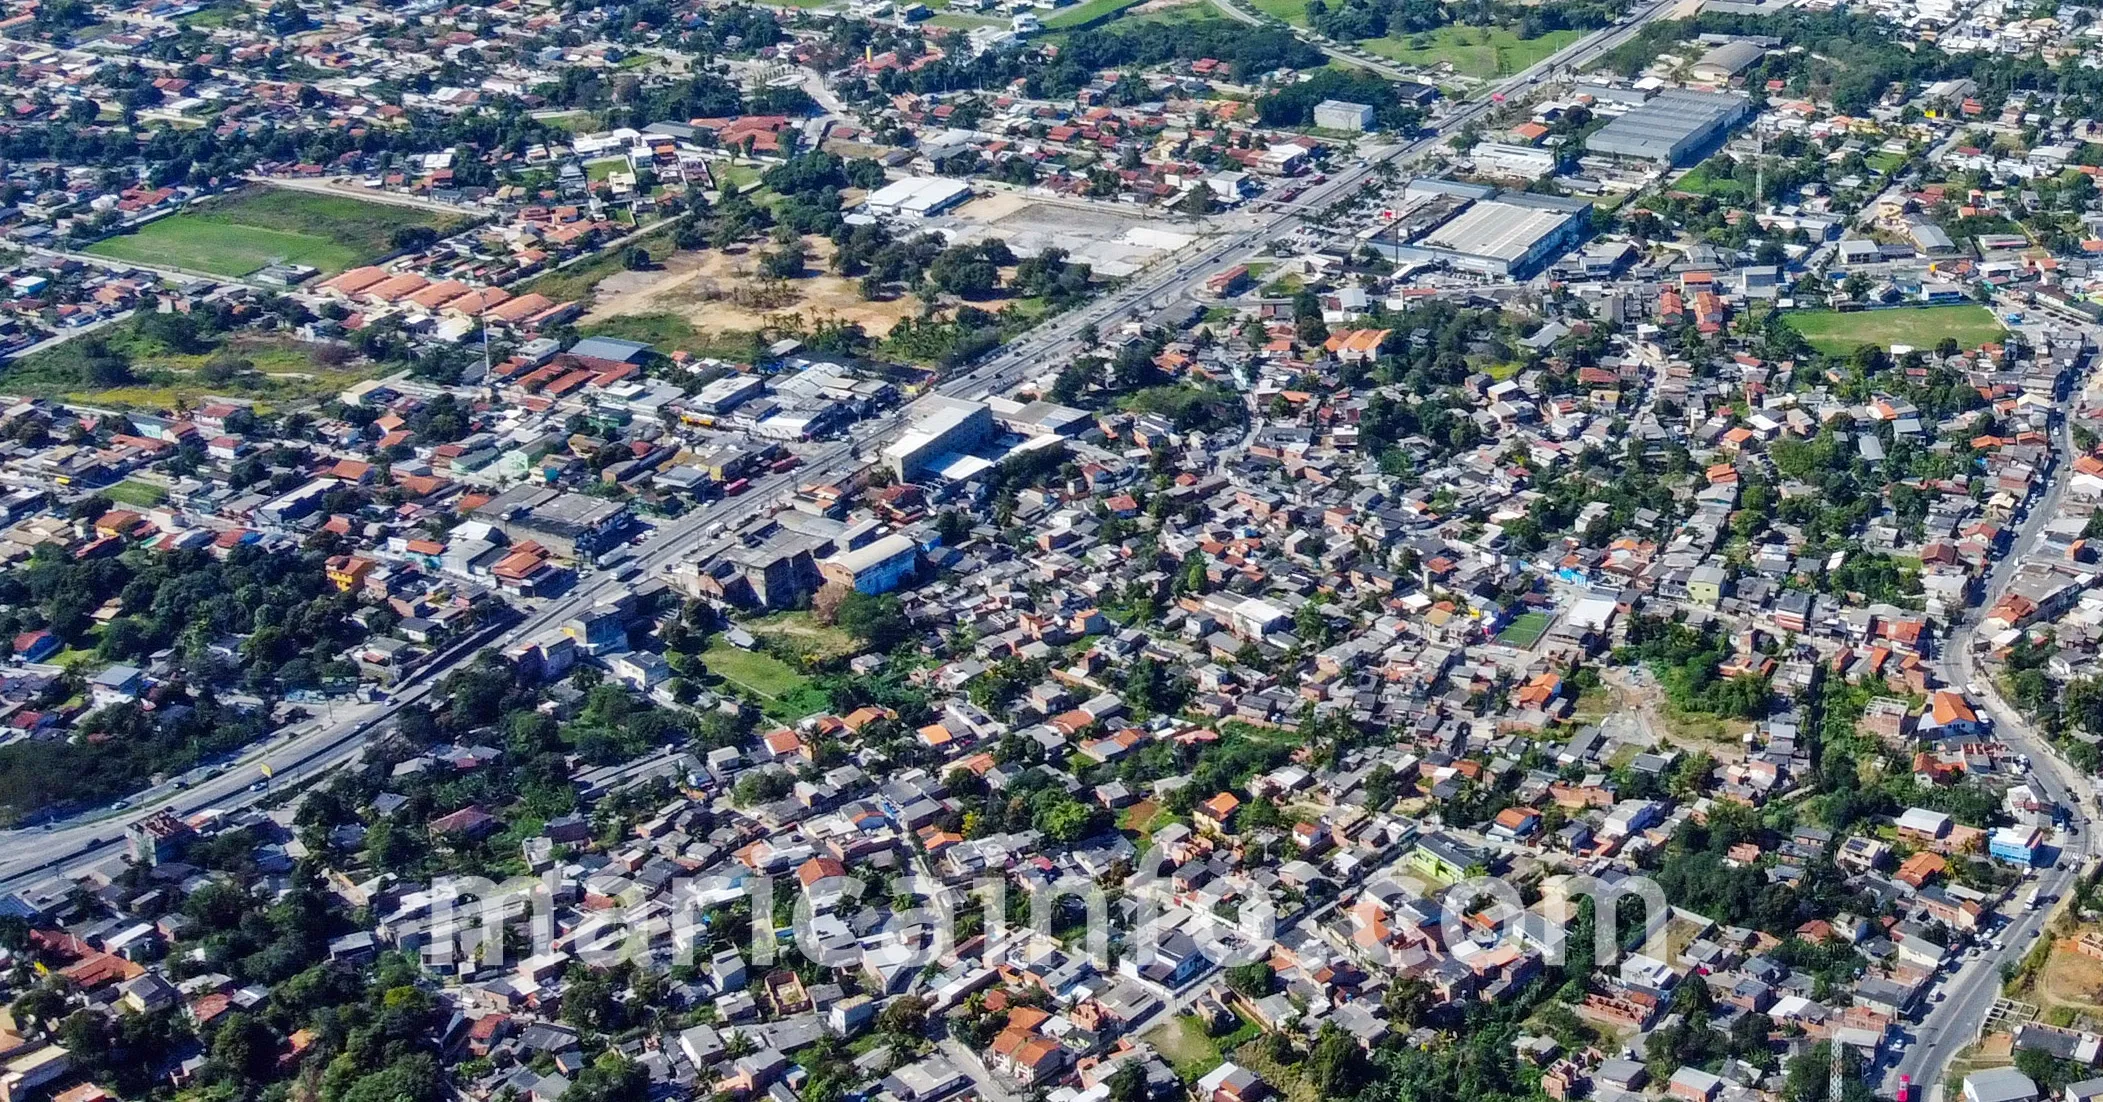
left=1883, top=307, right=2103, bottom=1101
left=0, top=0, right=1684, bottom=893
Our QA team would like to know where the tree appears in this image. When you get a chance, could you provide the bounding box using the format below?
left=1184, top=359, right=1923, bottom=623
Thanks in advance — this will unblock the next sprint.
left=566, top=1054, right=649, bottom=1102
left=623, top=245, right=651, bottom=270
left=1106, top=1061, right=1150, bottom=1102
left=762, top=237, right=808, bottom=279
left=1224, top=961, right=1274, bottom=998
left=877, top=995, right=929, bottom=1037
left=835, top=592, right=910, bottom=652
left=390, top=226, right=440, bottom=252
left=1307, top=1025, right=1363, bottom=1095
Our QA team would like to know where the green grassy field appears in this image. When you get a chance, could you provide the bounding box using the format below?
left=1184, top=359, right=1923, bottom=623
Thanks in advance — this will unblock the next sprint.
left=711, top=162, right=764, bottom=194
left=1095, top=0, right=1220, bottom=26
left=1359, top=25, right=1578, bottom=79
left=1674, top=160, right=1749, bottom=199
left=1043, top=0, right=1149, bottom=29
left=179, top=2, right=243, bottom=25
left=1245, top=0, right=1306, bottom=22
left=84, top=188, right=467, bottom=278
left=104, top=479, right=168, bottom=508
left=5, top=318, right=378, bottom=411
left=745, top=612, right=861, bottom=662
left=703, top=641, right=831, bottom=720
left=927, top=12, right=1005, bottom=28
left=1784, top=305, right=2004, bottom=354
left=1497, top=611, right=1551, bottom=648
left=535, top=111, right=603, bottom=133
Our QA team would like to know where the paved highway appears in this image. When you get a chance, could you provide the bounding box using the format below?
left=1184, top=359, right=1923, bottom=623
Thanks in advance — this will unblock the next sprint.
left=0, top=0, right=1685, bottom=893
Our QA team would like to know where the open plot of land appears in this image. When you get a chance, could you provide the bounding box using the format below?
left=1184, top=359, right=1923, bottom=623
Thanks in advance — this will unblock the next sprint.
left=533, top=111, right=603, bottom=133
left=84, top=188, right=467, bottom=278
left=711, top=162, right=765, bottom=195
left=928, top=12, right=1006, bottom=28
left=580, top=237, right=924, bottom=339
left=2031, top=934, right=2103, bottom=1020
left=6, top=327, right=379, bottom=411
left=1496, top=610, right=1551, bottom=648
left=702, top=640, right=830, bottom=720
left=1245, top=0, right=1307, bottom=22
left=1109, top=0, right=1220, bottom=25
left=1142, top=1015, right=1261, bottom=1083
left=1359, top=26, right=1579, bottom=79
left=744, top=612, right=861, bottom=662
left=1673, top=160, right=1749, bottom=199
left=929, top=192, right=1198, bottom=279
left=1785, top=305, right=2004, bottom=354
left=1045, top=0, right=1149, bottom=28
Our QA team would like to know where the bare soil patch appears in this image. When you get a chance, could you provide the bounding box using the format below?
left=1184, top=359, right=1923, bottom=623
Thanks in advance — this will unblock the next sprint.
left=580, top=236, right=921, bottom=336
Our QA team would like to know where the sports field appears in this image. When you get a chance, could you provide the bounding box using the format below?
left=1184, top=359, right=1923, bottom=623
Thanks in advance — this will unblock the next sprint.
left=84, top=187, right=467, bottom=278
left=1783, top=305, right=2004, bottom=355
left=1497, top=611, right=1551, bottom=648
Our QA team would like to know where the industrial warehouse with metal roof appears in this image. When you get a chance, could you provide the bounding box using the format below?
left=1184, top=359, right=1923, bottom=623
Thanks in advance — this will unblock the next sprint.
left=1585, top=89, right=1752, bottom=165
left=1364, top=180, right=1592, bottom=277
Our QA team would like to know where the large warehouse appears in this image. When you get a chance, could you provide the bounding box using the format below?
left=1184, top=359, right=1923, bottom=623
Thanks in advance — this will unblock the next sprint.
left=1366, top=181, right=1592, bottom=277
left=1585, top=90, right=1751, bottom=166
left=883, top=397, right=994, bottom=480
left=862, top=175, right=973, bottom=218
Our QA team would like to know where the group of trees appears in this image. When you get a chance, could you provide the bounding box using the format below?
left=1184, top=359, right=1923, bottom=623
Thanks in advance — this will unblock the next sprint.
left=946, top=763, right=1108, bottom=843
left=1042, top=21, right=1325, bottom=96
left=9, top=293, right=314, bottom=394
left=813, top=584, right=912, bottom=653
left=1257, top=68, right=1422, bottom=132
left=1646, top=803, right=1869, bottom=936
left=0, top=541, right=373, bottom=820
left=1618, top=616, right=1772, bottom=721
left=1304, top=0, right=1623, bottom=42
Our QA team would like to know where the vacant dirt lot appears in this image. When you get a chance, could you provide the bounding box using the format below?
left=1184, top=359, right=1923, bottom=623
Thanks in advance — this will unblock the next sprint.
left=581, top=237, right=921, bottom=336
left=2038, top=936, right=2103, bottom=1014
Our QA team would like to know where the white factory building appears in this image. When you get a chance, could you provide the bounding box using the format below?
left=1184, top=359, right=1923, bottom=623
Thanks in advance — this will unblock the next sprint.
left=1468, top=141, right=1558, bottom=180
left=861, top=175, right=974, bottom=218
left=1311, top=99, right=1376, bottom=132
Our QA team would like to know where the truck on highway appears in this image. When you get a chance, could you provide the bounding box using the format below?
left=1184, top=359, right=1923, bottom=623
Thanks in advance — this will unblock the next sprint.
left=2021, top=884, right=2042, bottom=911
